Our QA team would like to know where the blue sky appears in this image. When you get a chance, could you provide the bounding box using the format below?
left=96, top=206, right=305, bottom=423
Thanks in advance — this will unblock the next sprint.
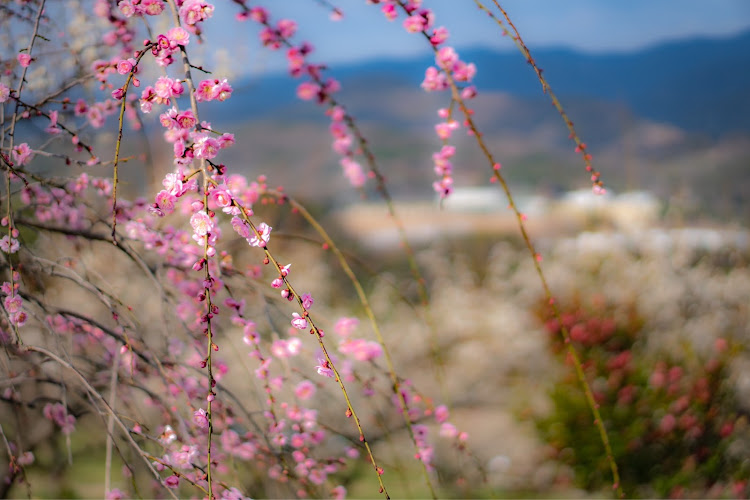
left=206, top=1, right=750, bottom=76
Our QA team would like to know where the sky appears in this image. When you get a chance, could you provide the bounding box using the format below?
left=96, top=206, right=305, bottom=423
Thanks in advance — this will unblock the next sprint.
left=204, top=0, right=750, bottom=77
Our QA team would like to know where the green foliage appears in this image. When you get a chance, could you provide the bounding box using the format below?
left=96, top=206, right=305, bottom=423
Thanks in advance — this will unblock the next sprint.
left=535, top=296, right=750, bottom=498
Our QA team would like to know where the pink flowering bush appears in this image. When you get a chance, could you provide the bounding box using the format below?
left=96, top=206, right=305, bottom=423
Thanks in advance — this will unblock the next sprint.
left=536, top=296, right=749, bottom=497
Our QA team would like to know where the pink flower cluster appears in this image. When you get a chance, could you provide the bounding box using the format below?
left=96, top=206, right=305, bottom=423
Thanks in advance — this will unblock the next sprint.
left=117, top=0, right=165, bottom=18
left=20, top=178, right=95, bottom=229
left=17, top=53, right=31, bottom=68
left=43, top=402, right=76, bottom=435
left=44, top=110, right=61, bottom=135
left=149, top=172, right=195, bottom=217
left=327, top=106, right=366, bottom=187
left=140, top=76, right=183, bottom=112
left=196, top=78, right=233, bottom=102
left=424, top=47, right=479, bottom=198
left=159, top=107, right=197, bottom=131
left=374, top=1, right=479, bottom=199
left=0, top=218, right=20, bottom=254
left=258, top=17, right=298, bottom=50
left=241, top=7, right=365, bottom=189
left=179, top=0, right=214, bottom=31
left=73, top=96, right=119, bottom=129
left=11, top=143, right=32, bottom=166
left=2, top=278, right=26, bottom=327
left=432, top=134, right=456, bottom=197
left=149, top=26, right=192, bottom=67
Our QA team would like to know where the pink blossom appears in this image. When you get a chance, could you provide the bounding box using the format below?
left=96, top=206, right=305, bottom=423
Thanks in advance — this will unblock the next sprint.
left=291, top=312, right=308, bottom=330
left=221, top=487, right=249, bottom=499
left=0, top=83, right=10, bottom=103
left=435, top=120, right=459, bottom=140
left=330, top=486, right=347, bottom=499
left=17, top=451, right=34, bottom=466
left=296, top=81, right=320, bottom=101
left=159, top=107, right=178, bottom=129
left=340, top=157, right=365, bottom=187
left=295, top=380, right=316, bottom=400
left=159, top=425, right=177, bottom=445
left=430, top=27, right=449, bottom=46
left=259, top=27, right=281, bottom=49
left=329, top=106, right=346, bottom=122
left=248, top=222, right=271, bottom=247
left=116, top=58, right=135, bottom=75
left=330, top=8, right=343, bottom=21
left=43, top=402, right=76, bottom=434
left=277, top=19, right=297, bottom=38
left=381, top=3, right=397, bottom=20
left=271, top=339, right=290, bottom=358
left=162, top=172, right=184, bottom=196
left=11, top=143, right=32, bottom=166
left=171, top=445, right=199, bottom=469
left=175, top=111, right=196, bottom=129
left=195, top=78, right=233, bottom=102
left=287, top=338, right=302, bottom=356
left=193, top=408, right=209, bottom=429
left=45, top=110, right=61, bottom=135
left=153, top=76, right=183, bottom=101
left=87, top=105, right=106, bottom=126
left=118, top=0, right=135, bottom=17
left=167, top=27, right=190, bottom=46
left=154, top=190, right=177, bottom=215
left=453, top=60, right=476, bottom=82
left=433, top=176, right=454, bottom=198
left=164, top=475, right=179, bottom=488
left=74, top=99, right=88, bottom=115
left=403, top=14, right=426, bottom=33
left=334, top=317, right=358, bottom=337
left=434, top=405, right=449, bottom=423
left=231, top=216, right=250, bottom=238
left=315, top=357, right=334, bottom=378
left=17, top=53, right=31, bottom=68
left=179, top=0, right=214, bottom=26
left=339, top=338, right=383, bottom=361
left=0, top=236, right=20, bottom=254
left=10, top=310, right=27, bottom=327
left=213, top=79, right=233, bottom=101
left=141, top=0, right=164, bottom=16
left=211, top=187, right=232, bottom=208
left=301, top=293, right=314, bottom=309
left=461, top=85, right=477, bottom=99
left=4, top=294, right=22, bottom=314
left=219, top=133, right=235, bottom=150
left=190, top=211, right=213, bottom=236
left=105, top=488, right=126, bottom=500
left=421, top=66, right=447, bottom=92
left=440, top=422, right=457, bottom=438
left=436, top=47, right=458, bottom=69
left=287, top=46, right=307, bottom=76
left=193, top=135, right=220, bottom=159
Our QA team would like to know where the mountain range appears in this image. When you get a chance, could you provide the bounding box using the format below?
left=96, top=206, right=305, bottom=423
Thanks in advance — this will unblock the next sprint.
left=195, top=30, right=750, bottom=222
left=217, top=29, right=750, bottom=138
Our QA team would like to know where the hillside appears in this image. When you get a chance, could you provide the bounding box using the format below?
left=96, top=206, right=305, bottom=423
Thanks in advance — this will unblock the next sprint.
left=191, top=30, right=750, bottom=222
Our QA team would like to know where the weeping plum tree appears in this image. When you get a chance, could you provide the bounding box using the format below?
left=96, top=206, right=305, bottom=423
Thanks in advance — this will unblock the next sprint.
left=0, top=1, right=619, bottom=498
